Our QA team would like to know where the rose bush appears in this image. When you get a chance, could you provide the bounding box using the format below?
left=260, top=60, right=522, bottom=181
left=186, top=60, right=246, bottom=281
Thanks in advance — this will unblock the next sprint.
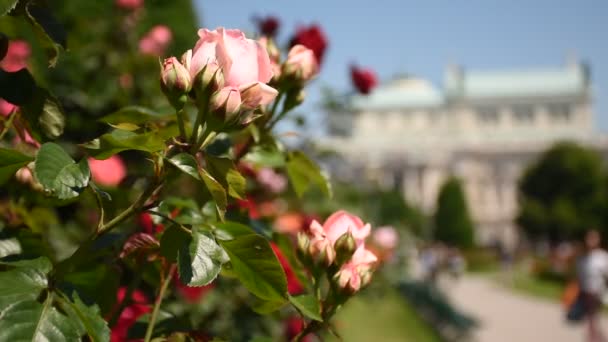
left=0, top=4, right=385, bottom=341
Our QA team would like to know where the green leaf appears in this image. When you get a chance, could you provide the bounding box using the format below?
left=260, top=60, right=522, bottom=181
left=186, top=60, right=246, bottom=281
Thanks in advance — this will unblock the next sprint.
left=244, top=145, right=286, bottom=167
left=0, top=238, right=21, bottom=258
left=199, top=167, right=227, bottom=220
left=213, top=221, right=255, bottom=241
left=0, top=69, right=36, bottom=105
left=0, top=298, right=80, bottom=341
left=0, top=0, right=19, bottom=15
left=85, top=129, right=166, bottom=159
left=34, top=143, right=90, bottom=199
left=99, top=106, right=173, bottom=125
left=0, top=148, right=33, bottom=185
left=21, top=88, right=66, bottom=141
left=204, top=155, right=246, bottom=199
left=0, top=257, right=51, bottom=311
left=58, top=292, right=110, bottom=342
left=218, top=234, right=288, bottom=302
left=289, top=294, right=322, bottom=321
left=178, top=231, right=228, bottom=287
left=25, top=0, right=67, bottom=66
left=160, top=224, right=191, bottom=263
left=167, top=153, right=200, bottom=180
left=249, top=297, right=287, bottom=314
left=286, top=151, right=332, bottom=198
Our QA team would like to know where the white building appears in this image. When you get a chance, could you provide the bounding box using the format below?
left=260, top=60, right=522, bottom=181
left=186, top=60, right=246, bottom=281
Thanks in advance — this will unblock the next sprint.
left=324, top=60, right=606, bottom=246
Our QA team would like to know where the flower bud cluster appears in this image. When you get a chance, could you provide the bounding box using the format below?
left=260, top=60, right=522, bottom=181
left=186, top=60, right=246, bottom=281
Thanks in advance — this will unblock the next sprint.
left=296, top=210, right=377, bottom=294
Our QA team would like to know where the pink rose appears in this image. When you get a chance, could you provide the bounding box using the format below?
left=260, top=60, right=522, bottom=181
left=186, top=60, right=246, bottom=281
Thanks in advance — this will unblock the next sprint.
left=187, top=28, right=278, bottom=109
left=139, top=25, right=172, bottom=56
left=1, top=40, right=30, bottom=72
left=372, top=226, right=399, bottom=250
left=308, top=220, right=337, bottom=265
left=335, top=245, right=377, bottom=292
left=115, top=0, right=143, bottom=10
left=89, top=155, right=127, bottom=187
left=317, top=210, right=371, bottom=246
left=284, top=45, right=318, bottom=81
left=257, top=167, right=287, bottom=193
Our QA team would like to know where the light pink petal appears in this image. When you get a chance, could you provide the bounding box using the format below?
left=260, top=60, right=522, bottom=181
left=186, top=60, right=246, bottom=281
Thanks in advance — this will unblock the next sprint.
left=351, top=245, right=378, bottom=265
left=191, top=29, right=222, bottom=78
left=220, top=28, right=259, bottom=87
left=255, top=39, right=273, bottom=83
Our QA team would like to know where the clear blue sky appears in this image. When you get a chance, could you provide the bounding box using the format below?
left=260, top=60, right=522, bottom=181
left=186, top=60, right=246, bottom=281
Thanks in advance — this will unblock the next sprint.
left=194, top=0, right=608, bottom=132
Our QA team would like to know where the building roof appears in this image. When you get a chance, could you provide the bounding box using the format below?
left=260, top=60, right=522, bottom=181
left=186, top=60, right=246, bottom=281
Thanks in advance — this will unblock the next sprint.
left=351, top=77, right=443, bottom=111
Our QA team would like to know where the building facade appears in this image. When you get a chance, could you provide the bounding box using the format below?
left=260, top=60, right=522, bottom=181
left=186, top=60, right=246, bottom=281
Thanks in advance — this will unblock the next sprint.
left=324, top=60, right=605, bottom=246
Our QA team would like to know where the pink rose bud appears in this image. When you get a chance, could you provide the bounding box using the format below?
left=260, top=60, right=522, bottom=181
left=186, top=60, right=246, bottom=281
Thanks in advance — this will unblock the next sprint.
left=192, top=61, right=224, bottom=99
left=210, top=87, right=241, bottom=121
left=139, top=25, right=172, bottom=57
left=321, top=210, right=372, bottom=247
left=160, top=57, right=191, bottom=108
left=284, top=44, right=319, bottom=81
left=115, top=0, right=144, bottom=10
left=334, top=232, right=357, bottom=265
left=239, top=82, right=278, bottom=110
left=1, top=40, right=30, bottom=72
left=308, top=220, right=337, bottom=265
left=89, top=155, right=127, bottom=187
left=334, top=245, right=377, bottom=294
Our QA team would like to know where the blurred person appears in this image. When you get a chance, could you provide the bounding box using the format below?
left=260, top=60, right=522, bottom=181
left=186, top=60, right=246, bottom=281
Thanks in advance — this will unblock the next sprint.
left=576, top=229, right=608, bottom=342
left=447, top=247, right=466, bottom=280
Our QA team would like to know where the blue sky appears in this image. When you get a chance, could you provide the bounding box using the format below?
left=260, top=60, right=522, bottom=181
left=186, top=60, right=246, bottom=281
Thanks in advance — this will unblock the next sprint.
left=194, top=0, right=608, bottom=132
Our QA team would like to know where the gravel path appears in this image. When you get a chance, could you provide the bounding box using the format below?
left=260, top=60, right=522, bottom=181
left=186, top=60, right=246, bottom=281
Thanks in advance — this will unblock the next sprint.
left=446, top=275, right=608, bottom=342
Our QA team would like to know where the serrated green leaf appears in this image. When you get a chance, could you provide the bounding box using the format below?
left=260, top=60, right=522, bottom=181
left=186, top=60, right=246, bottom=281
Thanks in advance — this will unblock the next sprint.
left=99, top=106, right=173, bottom=125
left=34, top=143, right=90, bottom=199
left=289, top=294, right=322, bottom=321
left=0, top=257, right=51, bottom=311
left=0, top=148, right=33, bottom=185
left=85, top=129, right=166, bottom=159
left=178, top=231, right=228, bottom=287
left=160, top=224, right=191, bottom=263
left=0, top=238, right=21, bottom=258
left=58, top=292, right=110, bottom=342
left=204, top=155, right=246, bottom=199
left=0, top=0, right=19, bottom=15
left=219, top=234, right=288, bottom=302
left=0, top=298, right=80, bottom=341
left=25, top=0, right=67, bottom=66
left=213, top=221, right=255, bottom=241
left=286, top=151, right=332, bottom=198
left=167, top=153, right=200, bottom=180
left=249, top=297, right=287, bottom=314
left=199, top=167, right=227, bottom=220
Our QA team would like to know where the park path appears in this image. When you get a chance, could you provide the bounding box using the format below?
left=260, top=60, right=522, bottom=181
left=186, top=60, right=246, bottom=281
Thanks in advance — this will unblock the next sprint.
left=446, top=275, right=608, bottom=342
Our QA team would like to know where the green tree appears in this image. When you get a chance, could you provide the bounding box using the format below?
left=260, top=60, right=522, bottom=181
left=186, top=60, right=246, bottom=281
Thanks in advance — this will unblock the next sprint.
left=517, top=141, right=607, bottom=240
left=434, top=177, right=475, bottom=248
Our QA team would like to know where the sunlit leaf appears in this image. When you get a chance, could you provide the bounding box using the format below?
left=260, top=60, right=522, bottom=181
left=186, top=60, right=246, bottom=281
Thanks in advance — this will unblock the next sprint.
left=57, top=292, right=110, bottom=342
left=85, top=129, right=166, bottom=159
left=204, top=155, right=246, bottom=199
left=0, top=257, right=51, bottom=311
left=177, top=231, right=228, bottom=287
left=289, top=294, right=322, bottom=321
left=199, top=168, right=227, bottom=220
left=34, top=143, right=90, bottom=199
left=286, top=151, right=332, bottom=198
left=167, top=153, right=200, bottom=180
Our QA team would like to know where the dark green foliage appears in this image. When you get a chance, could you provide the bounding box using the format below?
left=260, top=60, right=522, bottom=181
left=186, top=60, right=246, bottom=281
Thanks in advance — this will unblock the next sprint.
left=517, top=141, right=607, bottom=240
left=434, top=177, right=475, bottom=248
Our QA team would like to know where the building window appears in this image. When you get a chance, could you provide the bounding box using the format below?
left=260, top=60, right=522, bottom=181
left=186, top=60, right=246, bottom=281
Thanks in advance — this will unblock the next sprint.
left=476, top=107, right=499, bottom=125
left=512, top=104, right=535, bottom=124
left=548, top=103, right=572, bottom=123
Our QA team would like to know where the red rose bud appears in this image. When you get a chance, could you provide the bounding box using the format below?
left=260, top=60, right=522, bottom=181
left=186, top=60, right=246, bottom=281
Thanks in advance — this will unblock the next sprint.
left=334, top=232, right=356, bottom=266
left=289, top=24, right=328, bottom=66
left=0, top=33, right=8, bottom=61
left=257, top=16, right=280, bottom=37
left=350, top=64, right=378, bottom=95
left=160, top=57, right=191, bottom=109
left=210, top=86, right=241, bottom=121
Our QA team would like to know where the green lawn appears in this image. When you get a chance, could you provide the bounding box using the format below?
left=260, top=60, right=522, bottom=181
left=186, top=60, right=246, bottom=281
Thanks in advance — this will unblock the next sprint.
left=325, top=288, right=442, bottom=342
left=489, top=268, right=564, bottom=302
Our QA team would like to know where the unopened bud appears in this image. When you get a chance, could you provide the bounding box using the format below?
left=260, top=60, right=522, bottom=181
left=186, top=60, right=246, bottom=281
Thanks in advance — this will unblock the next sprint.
left=193, top=62, right=224, bottom=100
left=282, top=89, right=305, bottom=113
left=0, top=33, right=8, bottom=61
left=160, top=57, right=191, bottom=109
left=359, top=268, right=373, bottom=289
left=334, top=232, right=356, bottom=266
left=210, top=87, right=241, bottom=121
left=297, top=232, right=310, bottom=255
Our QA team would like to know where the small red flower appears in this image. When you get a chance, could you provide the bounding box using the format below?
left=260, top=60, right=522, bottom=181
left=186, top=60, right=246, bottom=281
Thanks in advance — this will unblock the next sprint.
left=110, top=287, right=151, bottom=342
left=236, top=197, right=260, bottom=220
left=350, top=64, right=378, bottom=95
left=256, top=16, right=280, bottom=37
left=138, top=212, right=164, bottom=234
left=285, top=316, right=313, bottom=342
left=290, top=24, right=328, bottom=66
left=270, top=243, right=304, bottom=295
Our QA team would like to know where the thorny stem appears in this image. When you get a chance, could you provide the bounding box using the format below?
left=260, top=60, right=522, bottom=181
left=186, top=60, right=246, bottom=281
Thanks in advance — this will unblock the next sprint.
left=144, top=264, right=176, bottom=342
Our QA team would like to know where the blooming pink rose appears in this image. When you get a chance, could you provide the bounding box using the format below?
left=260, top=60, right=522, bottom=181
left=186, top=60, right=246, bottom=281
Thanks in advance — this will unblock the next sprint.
left=335, top=245, right=377, bottom=292
left=89, top=155, right=127, bottom=187
left=351, top=64, right=378, bottom=95
left=139, top=25, right=172, bottom=56
left=1, top=40, right=30, bottom=72
left=319, top=210, right=371, bottom=246
left=284, top=45, right=318, bottom=81
left=187, top=28, right=278, bottom=109
left=373, top=226, right=399, bottom=250
left=115, top=0, right=143, bottom=10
